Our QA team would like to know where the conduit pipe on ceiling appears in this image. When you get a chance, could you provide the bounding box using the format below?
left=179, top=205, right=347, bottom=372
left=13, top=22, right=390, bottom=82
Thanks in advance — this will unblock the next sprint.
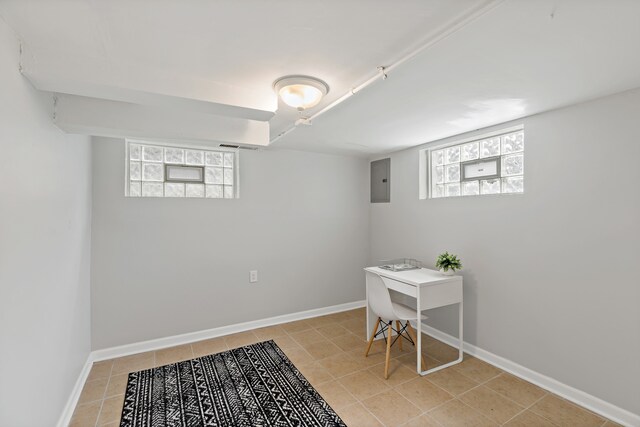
left=270, top=0, right=504, bottom=144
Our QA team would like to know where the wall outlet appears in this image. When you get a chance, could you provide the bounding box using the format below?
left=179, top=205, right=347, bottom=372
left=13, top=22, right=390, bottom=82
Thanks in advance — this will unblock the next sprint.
left=249, top=270, right=258, bottom=283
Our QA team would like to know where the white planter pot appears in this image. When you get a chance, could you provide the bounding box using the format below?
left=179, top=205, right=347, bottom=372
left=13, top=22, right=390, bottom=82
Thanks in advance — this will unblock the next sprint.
left=440, top=268, right=455, bottom=276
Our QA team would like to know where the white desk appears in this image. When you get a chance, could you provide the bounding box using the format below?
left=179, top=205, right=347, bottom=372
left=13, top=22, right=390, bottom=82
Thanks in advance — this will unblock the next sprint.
left=364, top=266, right=464, bottom=375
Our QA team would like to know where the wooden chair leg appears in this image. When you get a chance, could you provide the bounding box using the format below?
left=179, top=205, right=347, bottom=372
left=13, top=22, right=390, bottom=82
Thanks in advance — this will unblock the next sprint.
left=406, top=321, right=427, bottom=371
left=365, top=317, right=381, bottom=357
left=384, top=321, right=393, bottom=379
left=396, top=320, right=403, bottom=351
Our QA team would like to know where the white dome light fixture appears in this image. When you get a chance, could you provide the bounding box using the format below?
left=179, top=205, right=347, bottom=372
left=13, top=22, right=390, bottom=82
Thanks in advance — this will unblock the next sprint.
left=273, top=75, right=329, bottom=111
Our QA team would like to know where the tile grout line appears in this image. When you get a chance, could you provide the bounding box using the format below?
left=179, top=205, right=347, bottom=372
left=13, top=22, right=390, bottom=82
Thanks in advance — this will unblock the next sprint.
left=73, top=312, right=417, bottom=424
left=498, top=391, right=552, bottom=426
left=414, top=361, right=519, bottom=422
left=73, top=310, right=618, bottom=427
left=401, top=411, right=448, bottom=427
left=423, top=396, right=457, bottom=417
left=455, top=398, right=504, bottom=425
left=428, top=368, right=497, bottom=403
left=527, top=393, right=607, bottom=427
left=93, top=361, right=115, bottom=427
left=280, top=315, right=395, bottom=426
left=416, top=332, right=612, bottom=426
left=435, top=365, right=544, bottom=426
left=284, top=315, right=457, bottom=424
left=522, top=393, right=562, bottom=426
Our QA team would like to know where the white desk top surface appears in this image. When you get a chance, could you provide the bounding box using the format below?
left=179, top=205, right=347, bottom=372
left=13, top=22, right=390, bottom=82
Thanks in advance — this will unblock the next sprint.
left=364, top=266, right=461, bottom=287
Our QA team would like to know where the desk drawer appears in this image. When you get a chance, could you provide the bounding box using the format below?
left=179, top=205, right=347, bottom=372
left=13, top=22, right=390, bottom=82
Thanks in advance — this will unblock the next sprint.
left=420, top=281, right=462, bottom=310
left=381, top=277, right=417, bottom=298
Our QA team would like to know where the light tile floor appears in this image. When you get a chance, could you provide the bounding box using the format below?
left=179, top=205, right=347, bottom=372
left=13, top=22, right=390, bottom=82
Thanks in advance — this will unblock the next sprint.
left=70, top=308, right=620, bottom=427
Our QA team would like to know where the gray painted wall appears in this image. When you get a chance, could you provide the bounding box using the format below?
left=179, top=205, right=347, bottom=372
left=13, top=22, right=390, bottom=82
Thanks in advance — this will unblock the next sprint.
left=0, top=20, right=92, bottom=427
left=370, top=89, right=640, bottom=414
left=91, top=139, right=370, bottom=349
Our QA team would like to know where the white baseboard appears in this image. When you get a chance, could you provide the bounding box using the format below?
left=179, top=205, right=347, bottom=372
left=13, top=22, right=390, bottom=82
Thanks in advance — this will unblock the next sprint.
left=92, top=299, right=365, bottom=362
left=58, top=300, right=365, bottom=426
left=56, top=355, right=93, bottom=427
left=62, top=301, right=637, bottom=427
left=418, top=322, right=640, bottom=427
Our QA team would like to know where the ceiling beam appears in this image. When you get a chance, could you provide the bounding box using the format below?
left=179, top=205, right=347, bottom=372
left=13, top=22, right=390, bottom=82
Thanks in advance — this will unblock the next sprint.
left=54, top=94, right=270, bottom=147
left=21, top=45, right=276, bottom=122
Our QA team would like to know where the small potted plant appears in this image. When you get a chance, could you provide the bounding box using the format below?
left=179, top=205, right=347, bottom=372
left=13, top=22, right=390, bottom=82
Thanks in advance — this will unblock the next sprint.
left=435, top=252, right=462, bottom=275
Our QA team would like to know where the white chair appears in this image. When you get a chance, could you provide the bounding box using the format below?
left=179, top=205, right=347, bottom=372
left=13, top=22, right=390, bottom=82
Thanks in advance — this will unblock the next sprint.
left=365, top=273, right=427, bottom=379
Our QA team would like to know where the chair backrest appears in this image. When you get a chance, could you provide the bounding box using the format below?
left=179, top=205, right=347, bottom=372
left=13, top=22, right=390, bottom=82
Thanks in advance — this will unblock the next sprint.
left=366, top=272, right=397, bottom=320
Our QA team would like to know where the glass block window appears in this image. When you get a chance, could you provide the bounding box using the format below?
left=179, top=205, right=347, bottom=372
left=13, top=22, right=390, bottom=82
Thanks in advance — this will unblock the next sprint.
left=126, top=140, right=237, bottom=198
left=430, top=128, right=524, bottom=198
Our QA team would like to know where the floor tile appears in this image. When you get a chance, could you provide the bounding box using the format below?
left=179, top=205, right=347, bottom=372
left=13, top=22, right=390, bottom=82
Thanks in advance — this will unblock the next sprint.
left=271, top=334, right=300, bottom=350
left=364, top=338, right=406, bottom=359
left=530, top=395, right=605, bottom=427
left=316, top=323, right=350, bottom=339
left=155, top=344, right=193, bottom=366
left=69, top=401, right=101, bottom=427
left=315, top=381, right=358, bottom=410
left=425, top=367, right=479, bottom=396
left=453, top=356, right=502, bottom=383
left=335, top=402, right=384, bottom=427
left=97, top=394, right=125, bottom=425
left=111, top=352, right=155, bottom=375
left=329, top=311, right=355, bottom=323
left=337, top=370, right=391, bottom=400
left=421, top=334, right=442, bottom=347
left=296, top=361, right=334, bottom=385
left=330, top=332, right=366, bottom=352
left=348, top=308, right=366, bottom=318
left=302, top=339, right=343, bottom=360
left=353, top=347, right=389, bottom=368
left=401, top=413, right=441, bottom=427
left=429, top=399, right=498, bottom=427
left=504, top=410, right=555, bottom=426
left=224, top=331, right=259, bottom=349
left=396, top=377, right=454, bottom=411
left=459, top=385, right=524, bottom=424
left=252, top=325, right=288, bottom=340
left=306, top=314, right=339, bottom=329
left=87, top=360, right=113, bottom=381
left=78, top=377, right=108, bottom=404
left=319, top=353, right=365, bottom=378
left=282, top=347, right=315, bottom=366
left=358, top=335, right=416, bottom=360
left=69, top=312, right=622, bottom=427
left=281, top=319, right=314, bottom=334
left=289, top=329, right=326, bottom=347
left=368, top=362, right=418, bottom=387
left=423, top=338, right=460, bottom=363
left=396, top=353, right=443, bottom=371
left=362, top=389, right=422, bottom=426
left=342, top=319, right=366, bottom=335
left=485, top=373, right=547, bottom=407
left=106, top=373, right=129, bottom=398
left=191, top=337, right=227, bottom=357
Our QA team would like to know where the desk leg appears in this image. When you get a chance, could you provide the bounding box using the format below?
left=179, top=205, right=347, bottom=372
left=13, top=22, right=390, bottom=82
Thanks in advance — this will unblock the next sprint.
left=419, top=300, right=465, bottom=376
left=458, top=300, right=464, bottom=361
left=365, top=279, right=377, bottom=341
left=416, top=286, right=422, bottom=374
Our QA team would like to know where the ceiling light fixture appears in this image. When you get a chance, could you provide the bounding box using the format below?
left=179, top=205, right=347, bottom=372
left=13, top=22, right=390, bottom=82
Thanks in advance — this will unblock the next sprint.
left=273, top=75, right=329, bottom=111
left=270, top=0, right=501, bottom=144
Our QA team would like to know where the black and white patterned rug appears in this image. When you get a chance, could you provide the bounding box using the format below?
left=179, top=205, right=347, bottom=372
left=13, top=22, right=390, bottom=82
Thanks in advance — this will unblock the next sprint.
left=120, top=340, right=346, bottom=427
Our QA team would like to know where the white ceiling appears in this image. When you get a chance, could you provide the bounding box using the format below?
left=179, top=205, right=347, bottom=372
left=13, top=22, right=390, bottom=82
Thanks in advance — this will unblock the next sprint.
left=1, top=0, right=639, bottom=156
left=276, top=0, right=640, bottom=155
